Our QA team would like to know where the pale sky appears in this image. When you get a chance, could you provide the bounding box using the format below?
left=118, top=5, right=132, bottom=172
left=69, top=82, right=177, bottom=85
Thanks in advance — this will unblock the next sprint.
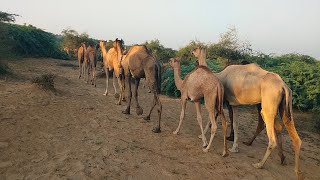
left=1, top=0, right=319, bottom=59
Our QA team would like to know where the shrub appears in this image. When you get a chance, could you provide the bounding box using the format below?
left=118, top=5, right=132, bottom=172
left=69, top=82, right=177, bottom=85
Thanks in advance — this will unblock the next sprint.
left=32, top=74, right=56, bottom=91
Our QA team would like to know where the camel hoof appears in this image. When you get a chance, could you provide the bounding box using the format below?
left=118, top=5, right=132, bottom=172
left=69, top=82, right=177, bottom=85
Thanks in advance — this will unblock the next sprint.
left=198, top=134, right=202, bottom=139
left=148, top=90, right=151, bottom=93
left=203, top=148, right=209, bottom=153
left=115, top=102, right=121, bottom=105
left=143, top=116, right=150, bottom=121
left=227, top=136, right=234, bottom=141
left=152, top=127, right=161, bottom=133
left=296, top=170, right=304, bottom=180
left=173, top=131, right=178, bottom=135
left=252, top=162, right=263, bottom=169
left=243, top=141, right=253, bottom=146
left=136, top=107, right=143, bottom=116
left=228, top=147, right=239, bottom=153
left=122, top=98, right=126, bottom=102
left=203, top=144, right=208, bottom=148
left=222, top=151, right=229, bottom=157
left=114, top=93, right=120, bottom=99
left=122, top=109, right=130, bottom=114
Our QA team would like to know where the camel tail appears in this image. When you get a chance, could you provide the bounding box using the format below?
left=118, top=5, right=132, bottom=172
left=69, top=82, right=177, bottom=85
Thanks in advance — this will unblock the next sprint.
left=155, top=61, right=162, bottom=94
left=216, top=82, right=224, bottom=114
left=283, top=85, right=293, bottom=122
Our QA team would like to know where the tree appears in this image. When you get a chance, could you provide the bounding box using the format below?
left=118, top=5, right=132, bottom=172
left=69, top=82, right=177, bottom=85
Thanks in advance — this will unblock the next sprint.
left=143, top=39, right=177, bottom=63
left=0, top=11, right=18, bottom=23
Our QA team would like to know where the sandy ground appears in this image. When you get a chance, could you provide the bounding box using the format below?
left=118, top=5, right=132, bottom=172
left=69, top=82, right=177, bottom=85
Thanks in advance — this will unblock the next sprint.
left=0, top=58, right=319, bottom=180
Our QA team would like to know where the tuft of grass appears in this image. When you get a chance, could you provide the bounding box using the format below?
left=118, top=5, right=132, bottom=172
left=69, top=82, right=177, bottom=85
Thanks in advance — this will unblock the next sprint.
left=32, top=74, right=56, bottom=91
left=0, top=60, right=9, bottom=75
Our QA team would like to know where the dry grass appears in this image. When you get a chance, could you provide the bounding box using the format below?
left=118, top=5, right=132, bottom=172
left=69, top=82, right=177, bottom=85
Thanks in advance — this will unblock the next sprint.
left=31, top=73, right=56, bottom=91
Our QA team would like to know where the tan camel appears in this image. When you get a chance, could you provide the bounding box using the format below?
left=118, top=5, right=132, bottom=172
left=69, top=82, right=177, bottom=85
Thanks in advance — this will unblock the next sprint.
left=77, top=43, right=86, bottom=78
left=100, top=39, right=122, bottom=99
left=192, top=47, right=302, bottom=179
left=169, top=57, right=228, bottom=156
left=84, top=44, right=98, bottom=87
left=120, top=45, right=162, bottom=133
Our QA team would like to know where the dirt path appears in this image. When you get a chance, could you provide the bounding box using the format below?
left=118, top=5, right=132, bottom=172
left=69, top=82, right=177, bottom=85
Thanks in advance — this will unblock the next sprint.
left=0, top=58, right=319, bottom=179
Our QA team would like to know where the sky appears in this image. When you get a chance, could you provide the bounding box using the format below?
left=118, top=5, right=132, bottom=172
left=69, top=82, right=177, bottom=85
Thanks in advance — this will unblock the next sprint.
left=1, top=0, right=320, bottom=59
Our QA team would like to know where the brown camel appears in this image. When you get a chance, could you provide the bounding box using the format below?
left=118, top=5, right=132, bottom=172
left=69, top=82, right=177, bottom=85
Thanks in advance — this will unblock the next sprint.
left=193, top=47, right=302, bottom=179
left=170, top=57, right=228, bottom=156
left=77, top=43, right=86, bottom=79
left=120, top=45, right=162, bottom=133
left=84, top=44, right=98, bottom=87
left=100, top=39, right=124, bottom=100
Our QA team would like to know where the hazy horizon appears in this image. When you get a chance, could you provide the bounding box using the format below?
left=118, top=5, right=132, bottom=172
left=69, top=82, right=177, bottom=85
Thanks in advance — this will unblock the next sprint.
left=1, top=0, right=319, bottom=59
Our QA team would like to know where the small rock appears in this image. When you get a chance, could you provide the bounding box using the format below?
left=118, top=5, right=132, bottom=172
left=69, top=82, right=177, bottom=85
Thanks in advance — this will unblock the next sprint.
left=0, top=161, right=13, bottom=168
left=0, top=142, right=8, bottom=148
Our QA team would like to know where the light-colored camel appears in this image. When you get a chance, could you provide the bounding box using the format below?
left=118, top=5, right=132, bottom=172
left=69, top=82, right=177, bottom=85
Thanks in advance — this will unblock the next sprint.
left=193, top=47, right=302, bottom=179
left=170, top=57, right=228, bottom=156
left=84, top=44, right=98, bottom=87
left=120, top=45, right=162, bottom=133
left=77, top=43, right=86, bottom=78
left=100, top=39, right=123, bottom=100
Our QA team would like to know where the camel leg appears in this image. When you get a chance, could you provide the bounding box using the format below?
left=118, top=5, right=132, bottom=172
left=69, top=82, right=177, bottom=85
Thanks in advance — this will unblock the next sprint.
left=78, top=62, right=82, bottom=79
left=252, top=107, right=277, bottom=169
left=173, top=97, right=187, bottom=135
left=133, top=78, right=143, bottom=115
left=203, top=99, right=217, bottom=153
left=152, top=93, right=162, bottom=133
left=144, top=95, right=156, bottom=121
left=227, top=103, right=234, bottom=141
left=274, top=120, right=286, bottom=164
left=103, top=68, right=109, bottom=96
left=243, top=104, right=264, bottom=146
left=116, top=77, right=124, bottom=105
left=113, top=72, right=119, bottom=98
left=198, top=113, right=217, bottom=139
left=229, top=106, right=239, bottom=153
left=92, top=65, right=96, bottom=87
left=194, top=101, right=208, bottom=148
left=279, top=103, right=302, bottom=178
left=220, top=110, right=229, bottom=157
left=122, top=75, right=132, bottom=114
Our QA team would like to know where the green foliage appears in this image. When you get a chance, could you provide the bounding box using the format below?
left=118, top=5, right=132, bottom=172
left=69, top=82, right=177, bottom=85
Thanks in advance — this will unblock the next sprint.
left=61, top=29, right=97, bottom=50
left=161, top=59, right=222, bottom=97
left=176, top=40, right=203, bottom=64
left=0, top=22, right=67, bottom=60
left=143, top=39, right=177, bottom=63
left=267, top=60, right=320, bottom=112
left=0, top=11, right=18, bottom=23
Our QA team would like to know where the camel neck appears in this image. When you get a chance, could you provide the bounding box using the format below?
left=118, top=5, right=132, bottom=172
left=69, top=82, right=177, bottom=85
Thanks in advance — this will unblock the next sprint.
left=100, top=44, right=107, bottom=56
left=198, top=49, right=207, bottom=67
left=173, top=66, right=183, bottom=91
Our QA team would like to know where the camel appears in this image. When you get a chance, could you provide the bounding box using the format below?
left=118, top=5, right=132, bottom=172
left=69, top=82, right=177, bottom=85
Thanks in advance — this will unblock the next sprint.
left=100, top=39, right=125, bottom=104
left=77, top=43, right=86, bottom=78
left=192, top=47, right=302, bottom=179
left=170, top=57, right=228, bottom=156
left=120, top=45, right=162, bottom=133
left=84, top=44, right=98, bottom=87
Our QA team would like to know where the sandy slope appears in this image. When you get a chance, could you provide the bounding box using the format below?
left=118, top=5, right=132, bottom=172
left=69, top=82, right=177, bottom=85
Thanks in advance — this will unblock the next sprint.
left=0, top=58, right=319, bottom=180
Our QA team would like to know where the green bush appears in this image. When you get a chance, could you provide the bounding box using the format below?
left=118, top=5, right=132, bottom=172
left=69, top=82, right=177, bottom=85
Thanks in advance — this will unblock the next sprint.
left=0, top=20, right=68, bottom=60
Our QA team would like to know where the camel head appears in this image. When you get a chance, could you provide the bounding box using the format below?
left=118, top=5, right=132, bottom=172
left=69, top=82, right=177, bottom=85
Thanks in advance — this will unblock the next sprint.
left=99, top=40, right=105, bottom=48
left=169, top=57, right=181, bottom=68
left=192, top=47, right=206, bottom=59
left=113, top=38, right=124, bottom=52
